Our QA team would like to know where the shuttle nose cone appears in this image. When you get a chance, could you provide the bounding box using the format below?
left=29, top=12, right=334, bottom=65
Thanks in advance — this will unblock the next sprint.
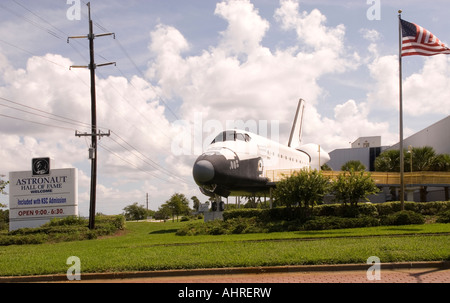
left=193, top=160, right=215, bottom=184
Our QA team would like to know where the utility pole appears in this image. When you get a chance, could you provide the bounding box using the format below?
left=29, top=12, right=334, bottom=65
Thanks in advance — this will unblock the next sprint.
left=68, top=2, right=115, bottom=229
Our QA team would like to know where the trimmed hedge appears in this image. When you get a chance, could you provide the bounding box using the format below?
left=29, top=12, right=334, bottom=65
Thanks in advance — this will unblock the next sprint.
left=176, top=217, right=267, bottom=236
left=302, top=216, right=380, bottom=231
left=0, top=215, right=125, bottom=246
left=380, top=210, right=425, bottom=226
left=314, top=203, right=379, bottom=218
left=224, top=201, right=450, bottom=222
left=177, top=215, right=383, bottom=235
left=375, top=201, right=450, bottom=216
left=178, top=201, right=450, bottom=236
left=437, top=210, right=450, bottom=223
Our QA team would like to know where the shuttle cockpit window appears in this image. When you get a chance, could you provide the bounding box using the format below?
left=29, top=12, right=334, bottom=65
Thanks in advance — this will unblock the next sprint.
left=212, top=133, right=221, bottom=143
left=234, top=132, right=251, bottom=142
left=236, top=133, right=246, bottom=141
left=212, top=131, right=233, bottom=144
left=225, top=130, right=235, bottom=142
left=211, top=131, right=251, bottom=144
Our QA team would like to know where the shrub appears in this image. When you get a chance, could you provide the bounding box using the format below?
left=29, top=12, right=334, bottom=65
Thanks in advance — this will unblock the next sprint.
left=96, top=215, right=126, bottom=230
left=176, top=217, right=267, bottom=236
left=0, top=215, right=125, bottom=246
left=436, top=210, right=450, bottom=223
left=224, top=207, right=313, bottom=222
left=179, top=201, right=449, bottom=236
left=381, top=210, right=425, bottom=226
left=176, top=220, right=224, bottom=236
left=44, top=216, right=87, bottom=227
left=417, top=201, right=450, bottom=215
left=0, top=233, right=48, bottom=246
left=209, top=222, right=227, bottom=235
left=273, top=169, right=330, bottom=209
left=330, top=170, right=379, bottom=206
left=375, top=201, right=450, bottom=217
left=223, top=209, right=265, bottom=220
left=312, top=203, right=378, bottom=218
left=313, top=204, right=339, bottom=217
left=302, top=216, right=380, bottom=231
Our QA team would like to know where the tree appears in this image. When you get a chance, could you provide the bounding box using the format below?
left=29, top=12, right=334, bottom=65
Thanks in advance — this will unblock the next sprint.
left=154, top=204, right=171, bottom=221
left=165, top=193, right=191, bottom=222
left=408, top=146, right=450, bottom=201
left=376, top=146, right=450, bottom=173
left=0, top=176, right=9, bottom=230
left=408, top=146, right=437, bottom=171
left=0, top=175, right=8, bottom=195
left=374, top=150, right=400, bottom=172
left=429, top=154, right=450, bottom=172
left=273, top=169, right=330, bottom=210
left=321, top=163, right=332, bottom=171
left=191, top=196, right=201, bottom=212
left=376, top=146, right=450, bottom=201
left=123, top=202, right=148, bottom=221
left=341, top=160, right=366, bottom=172
left=331, top=170, right=379, bottom=206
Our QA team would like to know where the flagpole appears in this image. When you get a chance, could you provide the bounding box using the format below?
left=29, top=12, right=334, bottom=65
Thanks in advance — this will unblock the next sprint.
left=398, top=10, right=405, bottom=210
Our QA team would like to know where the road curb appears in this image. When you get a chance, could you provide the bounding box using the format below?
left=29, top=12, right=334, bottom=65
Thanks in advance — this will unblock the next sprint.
left=1, top=261, right=449, bottom=282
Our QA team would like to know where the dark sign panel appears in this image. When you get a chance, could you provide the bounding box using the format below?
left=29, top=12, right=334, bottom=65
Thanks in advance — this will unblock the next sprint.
left=32, top=158, right=50, bottom=176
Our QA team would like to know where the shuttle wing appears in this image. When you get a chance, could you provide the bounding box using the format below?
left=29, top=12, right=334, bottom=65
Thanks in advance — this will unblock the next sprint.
left=288, top=98, right=305, bottom=148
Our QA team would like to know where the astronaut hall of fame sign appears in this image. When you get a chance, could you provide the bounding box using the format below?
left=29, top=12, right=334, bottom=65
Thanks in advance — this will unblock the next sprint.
left=9, top=158, right=78, bottom=231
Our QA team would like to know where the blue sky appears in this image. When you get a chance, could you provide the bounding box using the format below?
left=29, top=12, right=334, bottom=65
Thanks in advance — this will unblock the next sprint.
left=1, top=0, right=450, bottom=215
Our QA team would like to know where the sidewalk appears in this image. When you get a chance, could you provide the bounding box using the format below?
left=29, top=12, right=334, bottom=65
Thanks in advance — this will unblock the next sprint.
left=2, top=261, right=449, bottom=283
left=125, top=267, right=450, bottom=283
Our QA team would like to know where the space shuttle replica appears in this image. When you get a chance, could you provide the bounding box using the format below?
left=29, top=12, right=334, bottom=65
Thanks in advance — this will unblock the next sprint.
left=192, top=99, right=330, bottom=198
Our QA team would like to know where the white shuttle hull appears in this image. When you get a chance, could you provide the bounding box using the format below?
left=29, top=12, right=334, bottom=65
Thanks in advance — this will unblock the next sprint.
left=192, top=99, right=330, bottom=198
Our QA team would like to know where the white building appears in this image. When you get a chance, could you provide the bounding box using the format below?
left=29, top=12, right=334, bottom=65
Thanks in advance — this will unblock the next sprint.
left=387, top=115, right=450, bottom=155
left=328, top=136, right=387, bottom=172
left=328, top=115, right=450, bottom=202
left=351, top=136, right=382, bottom=149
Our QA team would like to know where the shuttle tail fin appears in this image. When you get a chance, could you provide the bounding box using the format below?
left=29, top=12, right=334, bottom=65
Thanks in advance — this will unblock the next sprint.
left=288, top=98, right=305, bottom=148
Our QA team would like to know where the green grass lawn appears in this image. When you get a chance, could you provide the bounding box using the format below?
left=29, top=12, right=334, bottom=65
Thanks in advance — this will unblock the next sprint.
left=0, top=220, right=449, bottom=277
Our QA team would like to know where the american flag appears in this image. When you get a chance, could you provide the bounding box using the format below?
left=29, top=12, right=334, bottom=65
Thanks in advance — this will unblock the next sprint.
left=400, top=19, right=450, bottom=57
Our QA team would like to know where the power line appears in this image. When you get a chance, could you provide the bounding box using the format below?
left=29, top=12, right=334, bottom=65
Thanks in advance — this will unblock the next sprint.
left=86, top=10, right=180, bottom=121
left=0, top=58, right=186, bottom=188
left=113, top=38, right=180, bottom=121
left=94, top=68, right=173, bottom=141
left=0, top=38, right=67, bottom=68
left=3, top=0, right=178, bottom=139
left=0, top=93, right=191, bottom=186
left=1, top=1, right=194, bottom=190
left=4, top=1, right=90, bottom=66
left=97, top=142, right=177, bottom=183
left=11, top=0, right=68, bottom=39
left=109, top=131, right=191, bottom=184
left=0, top=96, right=92, bottom=130
left=0, top=102, right=83, bottom=129
left=0, top=112, right=75, bottom=132
left=0, top=2, right=64, bottom=40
